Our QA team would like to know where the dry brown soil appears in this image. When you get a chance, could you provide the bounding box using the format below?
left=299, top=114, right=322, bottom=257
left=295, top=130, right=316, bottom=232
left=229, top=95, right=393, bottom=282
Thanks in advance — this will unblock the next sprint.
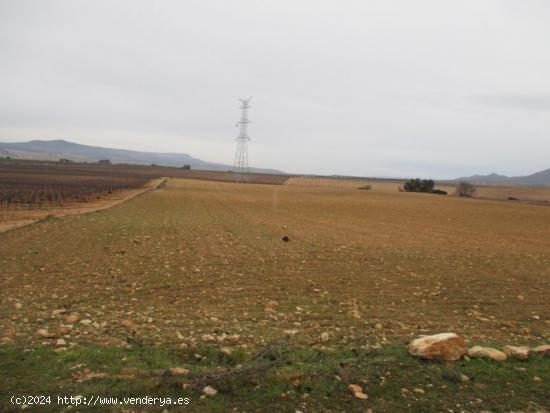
left=1, top=178, right=549, bottom=352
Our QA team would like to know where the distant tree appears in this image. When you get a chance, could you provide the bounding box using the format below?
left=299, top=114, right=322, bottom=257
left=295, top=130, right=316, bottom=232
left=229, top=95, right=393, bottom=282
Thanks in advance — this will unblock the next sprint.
left=182, top=164, right=191, bottom=170
left=456, top=181, right=477, bottom=197
left=403, top=178, right=435, bottom=193
left=402, top=179, right=447, bottom=195
left=98, top=159, right=111, bottom=165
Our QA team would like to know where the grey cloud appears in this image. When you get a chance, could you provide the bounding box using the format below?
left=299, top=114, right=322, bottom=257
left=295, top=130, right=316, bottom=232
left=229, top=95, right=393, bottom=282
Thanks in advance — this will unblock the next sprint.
left=469, top=94, right=550, bottom=111
left=1, top=0, right=550, bottom=178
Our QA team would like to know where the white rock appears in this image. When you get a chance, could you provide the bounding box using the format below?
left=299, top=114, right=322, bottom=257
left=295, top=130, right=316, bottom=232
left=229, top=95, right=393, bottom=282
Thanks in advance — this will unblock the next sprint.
left=531, top=344, right=550, bottom=356
left=202, top=386, right=217, bottom=396
left=348, top=384, right=368, bottom=400
left=168, top=367, right=189, bottom=376
left=503, top=345, right=530, bottom=361
left=408, top=333, right=467, bottom=361
left=468, top=346, right=507, bottom=361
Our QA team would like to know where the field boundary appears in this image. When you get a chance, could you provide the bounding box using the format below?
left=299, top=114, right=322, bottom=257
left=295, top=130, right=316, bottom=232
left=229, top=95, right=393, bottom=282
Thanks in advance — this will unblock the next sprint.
left=0, top=177, right=168, bottom=234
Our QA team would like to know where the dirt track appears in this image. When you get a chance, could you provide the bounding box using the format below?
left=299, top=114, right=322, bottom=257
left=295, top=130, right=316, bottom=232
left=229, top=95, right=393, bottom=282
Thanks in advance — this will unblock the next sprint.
left=1, top=178, right=549, bottom=350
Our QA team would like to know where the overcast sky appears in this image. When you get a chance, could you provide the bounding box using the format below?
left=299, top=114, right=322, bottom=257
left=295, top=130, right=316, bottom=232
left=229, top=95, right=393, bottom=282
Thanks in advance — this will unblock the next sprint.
left=1, top=0, right=549, bottom=178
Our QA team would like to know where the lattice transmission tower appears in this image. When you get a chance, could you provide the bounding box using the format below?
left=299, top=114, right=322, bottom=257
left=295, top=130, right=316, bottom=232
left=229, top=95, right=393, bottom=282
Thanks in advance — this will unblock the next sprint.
left=233, top=97, right=252, bottom=178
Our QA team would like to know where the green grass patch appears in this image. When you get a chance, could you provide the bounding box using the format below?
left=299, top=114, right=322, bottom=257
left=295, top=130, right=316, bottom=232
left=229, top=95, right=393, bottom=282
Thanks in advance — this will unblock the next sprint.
left=1, top=342, right=549, bottom=412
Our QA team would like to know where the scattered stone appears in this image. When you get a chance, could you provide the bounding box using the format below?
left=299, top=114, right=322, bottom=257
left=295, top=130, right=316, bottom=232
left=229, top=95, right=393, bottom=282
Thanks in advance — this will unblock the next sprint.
left=531, top=344, right=550, bottom=356
left=460, top=374, right=470, bottom=383
left=321, top=332, right=330, bottom=342
left=120, top=319, right=134, bottom=329
left=533, top=376, right=542, bottom=383
left=468, top=346, right=507, bottom=361
left=408, top=333, right=467, bottom=361
left=36, top=328, right=55, bottom=338
left=79, top=319, right=92, bottom=326
left=354, top=391, right=368, bottom=400
left=374, top=323, right=383, bottom=330
left=202, top=386, right=218, bottom=397
left=15, top=303, right=22, bottom=310
left=284, top=329, right=299, bottom=337
left=348, top=384, right=368, bottom=400
left=51, top=309, right=66, bottom=317
left=503, top=345, right=530, bottom=361
left=57, top=325, right=72, bottom=335
left=55, top=338, right=67, bottom=347
left=221, top=347, right=232, bottom=355
left=282, top=236, right=290, bottom=242
left=264, top=300, right=278, bottom=312
left=65, top=312, right=79, bottom=323
left=168, top=367, right=189, bottom=376
left=226, top=334, right=241, bottom=343
left=413, top=388, right=425, bottom=394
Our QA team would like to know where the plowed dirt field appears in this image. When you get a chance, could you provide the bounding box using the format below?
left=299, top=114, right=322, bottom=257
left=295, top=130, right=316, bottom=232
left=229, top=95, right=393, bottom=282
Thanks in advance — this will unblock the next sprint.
left=1, top=178, right=549, bottom=350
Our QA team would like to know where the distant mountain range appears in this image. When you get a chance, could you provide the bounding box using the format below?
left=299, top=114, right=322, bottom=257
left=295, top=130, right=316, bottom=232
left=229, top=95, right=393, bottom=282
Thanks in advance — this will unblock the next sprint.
left=453, top=170, right=550, bottom=186
left=2, top=139, right=548, bottom=185
left=0, top=139, right=282, bottom=174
